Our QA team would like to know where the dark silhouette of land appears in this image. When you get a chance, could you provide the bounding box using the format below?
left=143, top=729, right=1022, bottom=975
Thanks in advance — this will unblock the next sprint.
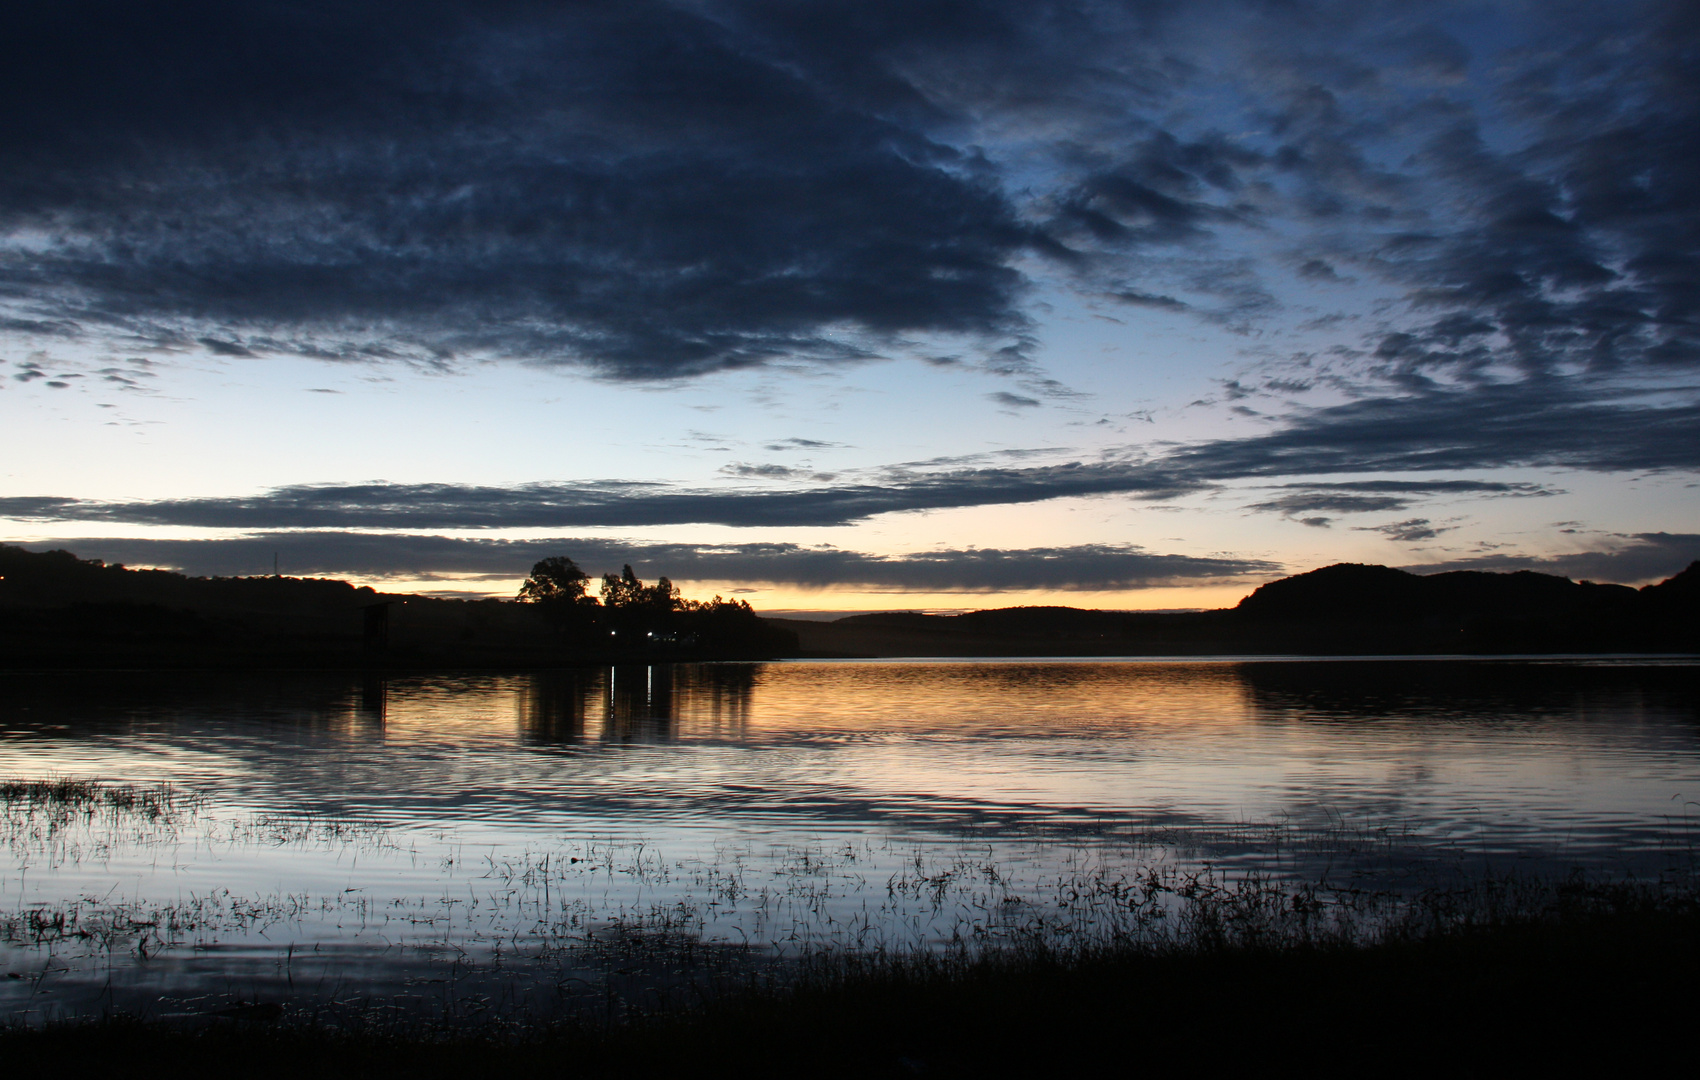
left=2, top=544, right=1694, bottom=667
left=771, top=560, right=1700, bottom=657
left=0, top=545, right=795, bottom=668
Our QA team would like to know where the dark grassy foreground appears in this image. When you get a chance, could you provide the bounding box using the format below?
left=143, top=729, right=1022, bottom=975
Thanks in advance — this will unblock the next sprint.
left=4, top=879, right=1695, bottom=1077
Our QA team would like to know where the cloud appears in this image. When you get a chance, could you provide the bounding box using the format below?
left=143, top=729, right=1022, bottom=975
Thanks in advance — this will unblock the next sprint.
left=1110, top=290, right=1189, bottom=311
left=718, top=462, right=838, bottom=482
left=1355, top=518, right=1452, bottom=543
left=1249, top=493, right=1410, bottom=516
left=0, top=1, right=1688, bottom=402
left=24, top=534, right=1278, bottom=593
left=0, top=0, right=1695, bottom=542
left=1170, top=382, right=1700, bottom=478
left=197, top=337, right=256, bottom=358
left=2, top=379, right=1690, bottom=532
left=0, top=1, right=1050, bottom=379
left=1246, top=478, right=1556, bottom=518
left=1401, top=533, right=1700, bottom=585
left=0, top=458, right=1203, bottom=530
left=763, top=438, right=845, bottom=451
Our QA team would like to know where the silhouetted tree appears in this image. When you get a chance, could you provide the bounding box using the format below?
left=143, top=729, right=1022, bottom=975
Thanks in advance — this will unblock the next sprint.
left=518, top=557, right=593, bottom=605
left=599, top=565, right=680, bottom=612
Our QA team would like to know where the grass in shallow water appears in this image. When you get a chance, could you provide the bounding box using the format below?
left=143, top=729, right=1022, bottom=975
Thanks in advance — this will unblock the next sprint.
left=1, top=872, right=1695, bottom=1076
left=0, top=778, right=205, bottom=819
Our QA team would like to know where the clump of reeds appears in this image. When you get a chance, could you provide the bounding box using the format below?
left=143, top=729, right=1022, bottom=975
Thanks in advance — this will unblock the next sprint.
left=0, top=778, right=206, bottom=836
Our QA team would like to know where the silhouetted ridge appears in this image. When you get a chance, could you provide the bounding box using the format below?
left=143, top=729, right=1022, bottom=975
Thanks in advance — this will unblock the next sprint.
left=1234, top=563, right=1641, bottom=623
left=776, top=561, right=1697, bottom=657
left=0, top=545, right=376, bottom=614
left=4, top=545, right=1694, bottom=663
left=1642, top=560, right=1700, bottom=605
left=0, top=544, right=795, bottom=668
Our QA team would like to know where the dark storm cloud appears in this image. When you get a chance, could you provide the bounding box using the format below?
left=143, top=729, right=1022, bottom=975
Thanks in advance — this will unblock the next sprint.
left=1403, top=533, right=1700, bottom=585
left=33, top=534, right=1276, bottom=593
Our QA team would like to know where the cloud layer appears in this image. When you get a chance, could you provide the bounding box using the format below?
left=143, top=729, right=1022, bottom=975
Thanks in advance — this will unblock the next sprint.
left=4, top=379, right=1690, bottom=532
left=29, top=534, right=1276, bottom=593
left=0, top=1, right=1694, bottom=391
left=2, top=2, right=1695, bottom=589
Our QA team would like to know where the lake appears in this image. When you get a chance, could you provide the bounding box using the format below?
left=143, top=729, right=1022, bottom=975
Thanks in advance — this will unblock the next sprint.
left=2, top=658, right=1696, bottom=1024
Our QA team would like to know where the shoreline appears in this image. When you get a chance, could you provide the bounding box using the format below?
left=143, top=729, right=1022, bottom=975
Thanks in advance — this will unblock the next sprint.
left=4, top=878, right=1696, bottom=1074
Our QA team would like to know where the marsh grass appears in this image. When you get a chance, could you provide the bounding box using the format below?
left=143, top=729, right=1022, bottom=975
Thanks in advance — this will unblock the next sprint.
left=0, top=778, right=205, bottom=821
left=4, top=775, right=1697, bottom=1049
left=1, top=871, right=1694, bottom=1076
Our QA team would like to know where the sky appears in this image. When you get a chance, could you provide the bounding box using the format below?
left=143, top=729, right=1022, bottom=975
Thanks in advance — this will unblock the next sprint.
left=1, top=0, right=1696, bottom=613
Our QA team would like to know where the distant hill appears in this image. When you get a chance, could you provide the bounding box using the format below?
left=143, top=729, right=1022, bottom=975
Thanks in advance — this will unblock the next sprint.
left=772, top=561, right=1700, bottom=657
left=1233, top=563, right=1641, bottom=622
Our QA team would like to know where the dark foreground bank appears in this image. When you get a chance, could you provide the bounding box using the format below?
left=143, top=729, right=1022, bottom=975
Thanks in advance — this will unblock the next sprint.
left=5, top=881, right=1695, bottom=1077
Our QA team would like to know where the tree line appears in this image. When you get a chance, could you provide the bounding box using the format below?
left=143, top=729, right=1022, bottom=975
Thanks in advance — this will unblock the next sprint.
left=515, top=556, right=794, bottom=655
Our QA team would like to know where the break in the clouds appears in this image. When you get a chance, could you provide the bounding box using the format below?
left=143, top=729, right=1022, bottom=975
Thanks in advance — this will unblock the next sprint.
left=31, top=535, right=1275, bottom=594
left=1, top=1, right=1695, bottom=391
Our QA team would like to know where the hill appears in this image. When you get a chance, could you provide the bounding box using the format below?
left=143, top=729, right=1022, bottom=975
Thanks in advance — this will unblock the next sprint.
left=772, top=561, right=1700, bottom=657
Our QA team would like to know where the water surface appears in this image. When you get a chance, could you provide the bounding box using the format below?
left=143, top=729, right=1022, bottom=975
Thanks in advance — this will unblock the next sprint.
left=2, top=658, right=1696, bottom=1023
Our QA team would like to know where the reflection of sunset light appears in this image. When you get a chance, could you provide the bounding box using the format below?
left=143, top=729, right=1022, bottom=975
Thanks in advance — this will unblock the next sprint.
left=3, top=662, right=1692, bottom=846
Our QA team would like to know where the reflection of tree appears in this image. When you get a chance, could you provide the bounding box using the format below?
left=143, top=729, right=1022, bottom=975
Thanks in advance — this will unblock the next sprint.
left=687, top=663, right=756, bottom=737
left=358, top=676, right=387, bottom=724
left=518, top=671, right=596, bottom=745
left=586, top=664, right=760, bottom=742
left=602, top=664, right=677, bottom=743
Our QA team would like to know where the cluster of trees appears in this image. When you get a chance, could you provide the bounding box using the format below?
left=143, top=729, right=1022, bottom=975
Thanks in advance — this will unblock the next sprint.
left=516, top=556, right=795, bottom=656
left=516, top=556, right=724, bottom=614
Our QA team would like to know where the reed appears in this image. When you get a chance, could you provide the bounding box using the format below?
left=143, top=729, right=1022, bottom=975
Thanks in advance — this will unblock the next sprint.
left=1, top=871, right=1694, bottom=1075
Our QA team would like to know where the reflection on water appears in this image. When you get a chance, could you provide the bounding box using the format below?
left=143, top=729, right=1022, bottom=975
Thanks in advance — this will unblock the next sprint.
left=0, top=659, right=1696, bottom=1024
left=2, top=661, right=1696, bottom=836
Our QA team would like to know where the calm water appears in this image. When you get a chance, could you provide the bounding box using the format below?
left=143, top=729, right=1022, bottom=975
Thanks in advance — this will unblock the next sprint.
left=2, top=658, right=1696, bottom=1023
